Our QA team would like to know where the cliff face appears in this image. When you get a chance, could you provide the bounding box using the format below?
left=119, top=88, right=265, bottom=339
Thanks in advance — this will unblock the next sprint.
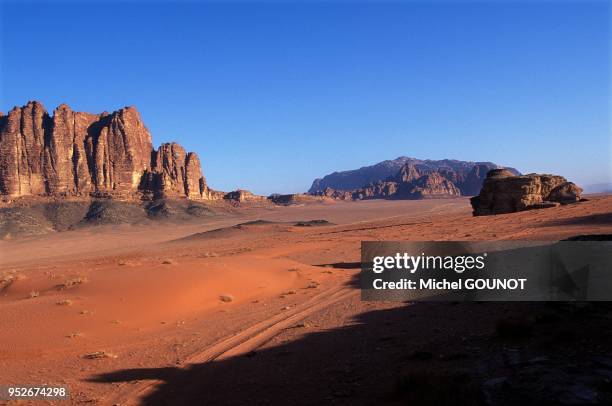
left=314, top=163, right=462, bottom=201
left=309, top=157, right=520, bottom=196
left=406, top=172, right=461, bottom=199
left=0, top=101, right=213, bottom=200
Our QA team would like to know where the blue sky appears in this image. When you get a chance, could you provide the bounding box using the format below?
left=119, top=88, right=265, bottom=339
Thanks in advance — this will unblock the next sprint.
left=1, top=0, right=610, bottom=194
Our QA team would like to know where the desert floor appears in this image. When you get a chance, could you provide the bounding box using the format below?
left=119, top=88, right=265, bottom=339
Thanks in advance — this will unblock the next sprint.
left=1, top=196, right=612, bottom=405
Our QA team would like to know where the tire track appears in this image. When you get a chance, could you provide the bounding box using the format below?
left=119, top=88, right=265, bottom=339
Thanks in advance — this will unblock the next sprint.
left=102, top=284, right=357, bottom=405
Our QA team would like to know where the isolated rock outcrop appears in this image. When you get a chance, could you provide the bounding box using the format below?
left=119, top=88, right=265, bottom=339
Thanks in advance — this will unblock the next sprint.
left=470, top=169, right=583, bottom=215
left=0, top=101, right=214, bottom=200
left=267, top=193, right=327, bottom=205
left=224, top=189, right=267, bottom=202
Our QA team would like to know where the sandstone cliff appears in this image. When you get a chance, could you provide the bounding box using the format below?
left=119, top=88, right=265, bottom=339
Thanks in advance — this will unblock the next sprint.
left=0, top=101, right=215, bottom=200
left=405, top=172, right=461, bottom=199
left=470, top=169, right=583, bottom=215
left=309, top=157, right=519, bottom=196
left=313, top=163, right=462, bottom=201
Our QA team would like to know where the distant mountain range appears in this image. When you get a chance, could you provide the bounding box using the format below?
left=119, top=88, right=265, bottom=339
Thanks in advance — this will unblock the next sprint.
left=308, top=157, right=520, bottom=197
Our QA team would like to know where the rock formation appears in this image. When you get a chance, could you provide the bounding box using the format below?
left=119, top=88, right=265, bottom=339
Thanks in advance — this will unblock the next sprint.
left=140, top=142, right=215, bottom=199
left=316, top=187, right=355, bottom=201
left=309, top=157, right=519, bottom=196
left=0, top=101, right=217, bottom=200
left=224, top=189, right=267, bottom=203
left=313, top=163, right=462, bottom=201
left=267, top=193, right=327, bottom=205
left=470, top=169, right=583, bottom=215
left=405, top=172, right=461, bottom=199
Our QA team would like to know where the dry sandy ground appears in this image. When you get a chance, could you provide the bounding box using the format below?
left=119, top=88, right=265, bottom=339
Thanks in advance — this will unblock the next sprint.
left=1, top=196, right=611, bottom=405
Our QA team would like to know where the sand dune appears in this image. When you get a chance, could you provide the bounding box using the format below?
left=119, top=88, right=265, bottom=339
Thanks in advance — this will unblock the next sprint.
left=1, top=196, right=611, bottom=404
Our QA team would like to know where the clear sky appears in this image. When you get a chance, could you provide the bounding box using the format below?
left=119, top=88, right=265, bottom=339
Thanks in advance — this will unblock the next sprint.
left=1, top=0, right=610, bottom=194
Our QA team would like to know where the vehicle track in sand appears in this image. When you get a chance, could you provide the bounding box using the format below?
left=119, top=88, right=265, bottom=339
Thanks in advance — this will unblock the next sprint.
left=101, top=283, right=358, bottom=405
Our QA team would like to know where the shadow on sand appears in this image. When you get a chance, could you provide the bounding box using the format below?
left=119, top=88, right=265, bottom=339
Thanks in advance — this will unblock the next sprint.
left=88, top=271, right=612, bottom=405
left=543, top=212, right=612, bottom=227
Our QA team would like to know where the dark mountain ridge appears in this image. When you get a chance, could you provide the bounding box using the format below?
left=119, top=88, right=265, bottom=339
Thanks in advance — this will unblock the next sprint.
left=309, top=157, right=520, bottom=196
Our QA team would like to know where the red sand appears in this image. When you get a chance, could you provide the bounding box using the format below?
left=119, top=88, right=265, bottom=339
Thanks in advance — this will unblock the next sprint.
left=1, top=196, right=611, bottom=404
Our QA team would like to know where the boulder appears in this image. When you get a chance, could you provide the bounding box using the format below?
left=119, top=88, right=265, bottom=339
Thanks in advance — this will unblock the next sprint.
left=471, top=171, right=583, bottom=216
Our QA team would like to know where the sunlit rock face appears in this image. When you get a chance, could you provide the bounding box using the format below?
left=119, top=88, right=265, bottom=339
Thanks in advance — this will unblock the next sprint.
left=0, top=101, right=211, bottom=200
left=471, top=170, right=583, bottom=216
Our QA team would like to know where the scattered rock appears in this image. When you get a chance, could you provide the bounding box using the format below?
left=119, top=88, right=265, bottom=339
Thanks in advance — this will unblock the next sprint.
left=219, top=294, right=234, bottom=303
left=83, top=351, right=117, bottom=360
left=82, top=200, right=147, bottom=225
left=199, top=252, right=220, bottom=258
left=117, top=259, right=142, bottom=267
left=56, top=277, right=86, bottom=290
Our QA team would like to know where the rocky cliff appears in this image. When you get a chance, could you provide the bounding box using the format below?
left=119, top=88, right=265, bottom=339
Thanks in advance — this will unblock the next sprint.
left=0, top=101, right=215, bottom=200
left=309, top=157, right=520, bottom=196
left=470, top=169, right=583, bottom=215
left=314, top=163, right=462, bottom=200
